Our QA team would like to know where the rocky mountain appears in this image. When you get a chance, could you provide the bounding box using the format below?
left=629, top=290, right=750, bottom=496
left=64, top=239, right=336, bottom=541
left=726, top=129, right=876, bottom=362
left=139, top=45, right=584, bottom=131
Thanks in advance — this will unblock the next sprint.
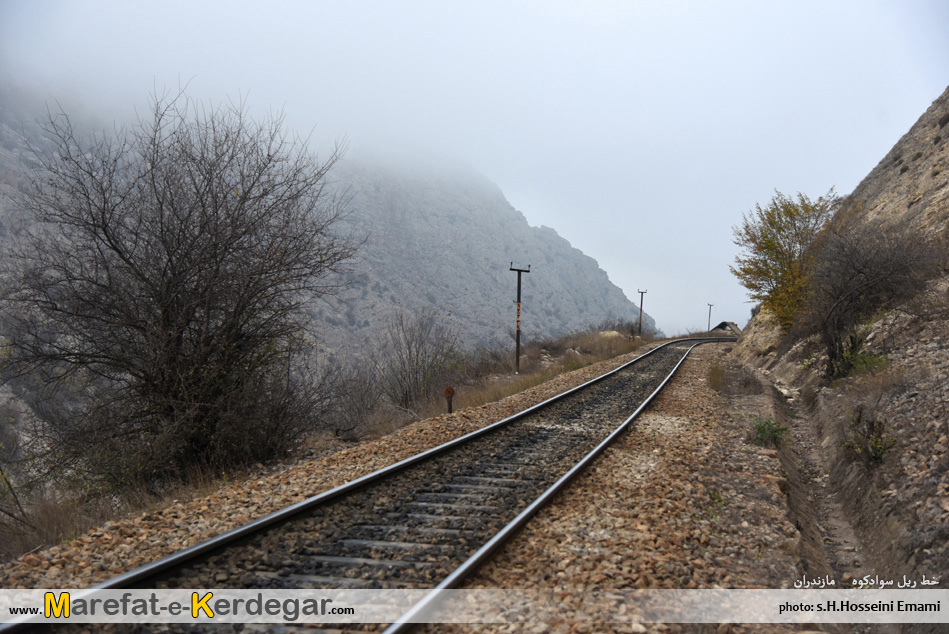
left=0, top=89, right=655, bottom=356
left=844, top=85, right=949, bottom=230
left=313, top=153, right=654, bottom=352
left=0, top=86, right=49, bottom=241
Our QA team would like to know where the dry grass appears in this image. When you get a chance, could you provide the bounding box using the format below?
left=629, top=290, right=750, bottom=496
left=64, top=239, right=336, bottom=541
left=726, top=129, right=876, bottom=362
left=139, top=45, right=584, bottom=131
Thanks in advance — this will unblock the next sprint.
left=443, top=369, right=558, bottom=412
left=0, top=490, right=114, bottom=560
left=707, top=362, right=764, bottom=395
left=450, top=335, right=644, bottom=412
left=396, top=332, right=648, bottom=423
left=708, top=363, right=728, bottom=391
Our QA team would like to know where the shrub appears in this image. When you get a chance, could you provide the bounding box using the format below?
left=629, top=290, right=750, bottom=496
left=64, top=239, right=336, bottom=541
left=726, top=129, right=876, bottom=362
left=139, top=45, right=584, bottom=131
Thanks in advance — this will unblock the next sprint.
left=799, top=206, right=943, bottom=379
left=708, top=364, right=727, bottom=391
left=708, top=363, right=762, bottom=395
left=749, top=414, right=789, bottom=448
left=845, top=405, right=895, bottom=465
left=834, top=367, right=907, bottom=467
left=845, top=351, right=889, bottom=375
left=369, top=308, right=460, bottom=414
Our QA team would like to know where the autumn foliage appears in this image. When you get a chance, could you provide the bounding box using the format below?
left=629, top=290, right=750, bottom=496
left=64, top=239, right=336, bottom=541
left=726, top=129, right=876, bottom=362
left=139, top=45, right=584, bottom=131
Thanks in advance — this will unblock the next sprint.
left=730, top=190, right=838, bottom=331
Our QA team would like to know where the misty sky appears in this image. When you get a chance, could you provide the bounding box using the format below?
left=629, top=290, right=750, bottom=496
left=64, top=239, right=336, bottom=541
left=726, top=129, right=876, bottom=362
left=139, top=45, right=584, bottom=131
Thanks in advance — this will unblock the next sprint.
left=2, top=0, right=948, bottom=334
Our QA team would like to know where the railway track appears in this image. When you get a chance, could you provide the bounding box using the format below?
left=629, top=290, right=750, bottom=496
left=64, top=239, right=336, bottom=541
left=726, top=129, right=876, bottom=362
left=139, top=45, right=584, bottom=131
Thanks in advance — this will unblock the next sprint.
left=6, top=337, right=734, bottom=632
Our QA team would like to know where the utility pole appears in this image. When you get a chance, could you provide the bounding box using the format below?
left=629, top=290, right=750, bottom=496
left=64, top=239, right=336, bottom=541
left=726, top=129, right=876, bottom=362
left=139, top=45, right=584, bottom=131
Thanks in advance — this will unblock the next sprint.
left=637, top=289, right=647, bottom=337
left=707, top=303, right=714, bottom=332
left=510, top=263, right=530, bottom=373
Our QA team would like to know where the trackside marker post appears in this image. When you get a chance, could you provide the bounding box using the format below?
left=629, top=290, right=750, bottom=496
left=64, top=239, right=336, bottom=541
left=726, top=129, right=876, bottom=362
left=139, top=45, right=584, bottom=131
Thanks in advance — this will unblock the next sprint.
left=444, top=387, right=455, bottom=414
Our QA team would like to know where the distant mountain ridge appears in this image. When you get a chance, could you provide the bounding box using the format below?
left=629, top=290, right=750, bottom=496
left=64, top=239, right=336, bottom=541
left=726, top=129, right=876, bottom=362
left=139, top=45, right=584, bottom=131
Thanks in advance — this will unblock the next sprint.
left=313, top=152, right=655, bottom=352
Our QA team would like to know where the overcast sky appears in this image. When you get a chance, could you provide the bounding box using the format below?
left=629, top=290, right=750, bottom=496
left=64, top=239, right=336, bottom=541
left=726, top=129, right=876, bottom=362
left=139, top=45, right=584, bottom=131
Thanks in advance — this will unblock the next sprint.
left=2, top=0, right=948, bottom=334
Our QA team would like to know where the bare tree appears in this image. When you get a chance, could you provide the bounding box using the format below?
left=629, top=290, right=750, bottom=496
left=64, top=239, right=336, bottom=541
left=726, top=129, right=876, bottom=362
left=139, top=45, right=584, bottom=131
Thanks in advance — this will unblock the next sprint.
left=0, top=92, right=356, bottom=489
left=370, top=308, right=460, bottom=414
left=800, top=207, right=943, bottom=378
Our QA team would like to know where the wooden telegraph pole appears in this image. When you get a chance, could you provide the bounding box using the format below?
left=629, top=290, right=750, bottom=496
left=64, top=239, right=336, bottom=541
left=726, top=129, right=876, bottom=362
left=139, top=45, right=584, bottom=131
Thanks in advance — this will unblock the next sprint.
left=637, top=289, right=647, bottom=337
left=510, top=263, right=530, bottom=373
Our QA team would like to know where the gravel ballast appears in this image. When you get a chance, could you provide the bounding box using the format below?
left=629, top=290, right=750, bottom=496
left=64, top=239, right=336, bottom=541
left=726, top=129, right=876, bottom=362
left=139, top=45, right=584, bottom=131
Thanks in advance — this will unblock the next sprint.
left=423, top=344, right=804, bottom=633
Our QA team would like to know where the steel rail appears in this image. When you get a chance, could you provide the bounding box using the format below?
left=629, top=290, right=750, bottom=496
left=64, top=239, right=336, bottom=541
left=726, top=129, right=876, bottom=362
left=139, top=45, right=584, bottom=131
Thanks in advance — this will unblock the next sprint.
left=380, top=339, right=720, bottom=633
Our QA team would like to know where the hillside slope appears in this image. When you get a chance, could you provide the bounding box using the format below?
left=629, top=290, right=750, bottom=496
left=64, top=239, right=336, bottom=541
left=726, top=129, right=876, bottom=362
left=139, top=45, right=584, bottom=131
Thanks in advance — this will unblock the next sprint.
left=735, top=85, right=949, bottom=367
left=845, top=85, right=949, bottom=230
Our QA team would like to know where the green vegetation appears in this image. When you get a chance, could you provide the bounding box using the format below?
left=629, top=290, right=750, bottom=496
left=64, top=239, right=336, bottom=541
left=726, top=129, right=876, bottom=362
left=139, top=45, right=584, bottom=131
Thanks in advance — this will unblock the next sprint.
left=833, top=368, right=907, bottom=468
left=749, top=414, right=789, bottom=448
left=845, top=351, right=889, bottom=375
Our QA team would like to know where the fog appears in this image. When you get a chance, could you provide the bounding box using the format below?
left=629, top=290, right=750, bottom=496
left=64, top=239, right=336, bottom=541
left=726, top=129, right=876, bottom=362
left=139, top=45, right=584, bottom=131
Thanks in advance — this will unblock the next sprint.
left=2, top=0, right=948, bottom=334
